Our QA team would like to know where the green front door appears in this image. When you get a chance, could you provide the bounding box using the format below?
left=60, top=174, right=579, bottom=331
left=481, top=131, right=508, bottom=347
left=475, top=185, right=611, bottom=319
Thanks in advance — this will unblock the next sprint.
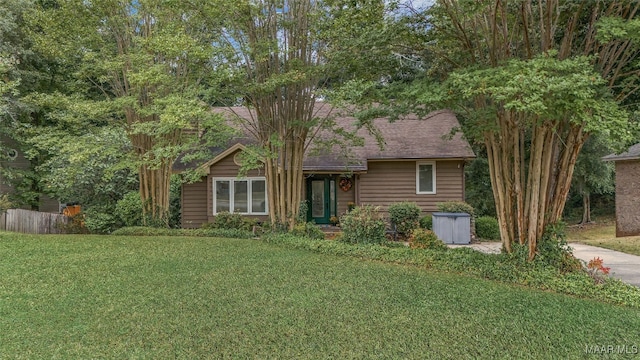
left=307, top=177, right=336, bottom=224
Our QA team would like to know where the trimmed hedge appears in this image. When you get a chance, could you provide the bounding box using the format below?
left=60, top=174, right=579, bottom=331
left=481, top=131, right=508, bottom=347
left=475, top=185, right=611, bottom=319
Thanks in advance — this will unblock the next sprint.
left=436, top=201, right=475, bottom=217
left=410, top=228, right=447, bottom=250
left=476, top=216, right=500, bottom=240
left=202, top=211, right=257, bottom=231
left=111, top=226, right=255, bottom=239
left=291, top=222, right=325, bottom=240
left=419, top=215, right=432, bottom=230
left=340, top=205, right=386, bottom=244
left=262, top=233, right=640, bottom=308
left=388, top=201, right=421, bottom=236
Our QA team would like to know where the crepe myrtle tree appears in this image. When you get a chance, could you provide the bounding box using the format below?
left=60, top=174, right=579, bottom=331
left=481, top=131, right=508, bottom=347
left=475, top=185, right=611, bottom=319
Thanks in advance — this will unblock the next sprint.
left=407, top=0, right=638, bottom=260
left=208, top=0, right=398, bottom=229
left=26, top=0, right=232, bottom=226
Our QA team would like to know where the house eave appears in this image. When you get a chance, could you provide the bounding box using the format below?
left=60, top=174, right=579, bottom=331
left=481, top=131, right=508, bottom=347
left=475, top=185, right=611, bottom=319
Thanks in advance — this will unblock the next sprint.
left=602, top=155, right=640, bottom=162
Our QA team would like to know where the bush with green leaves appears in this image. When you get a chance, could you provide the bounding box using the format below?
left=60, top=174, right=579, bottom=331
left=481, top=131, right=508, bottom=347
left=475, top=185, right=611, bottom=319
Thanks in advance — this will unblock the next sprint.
left=297, top=200, right=309, bottom=223
left=475, top=216, right=500, bottom=240
left=82, top=206, right=119, bottom=234
left=410, top=228, right=447, bottom=251
left=388, top=201, right=421, bottom=237
left=436, top=201, right=475, bottom=217
left=339, top=205, right=386, bottom=244
left=536, top=222, right=583, bottom=273
left=56, top=214, right=90, bottom=234
left=0, top=194, right=12, bottom=213
left=115, top=191, right=144, bottom=227
left=203, top=211, right=257, bottom=231
left=290, top=222, right=325, bottom=240
left=419, top=215, right=432, bottom=230
left=111, top=226, right=254, bottom=238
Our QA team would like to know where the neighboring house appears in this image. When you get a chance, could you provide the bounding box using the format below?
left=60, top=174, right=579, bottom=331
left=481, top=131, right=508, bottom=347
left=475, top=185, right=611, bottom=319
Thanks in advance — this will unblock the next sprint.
left=603, top=142, right=640, bottom=237
left=0, top=136, right=60, bottom=213
left=175, top=105, right=476, bottom=228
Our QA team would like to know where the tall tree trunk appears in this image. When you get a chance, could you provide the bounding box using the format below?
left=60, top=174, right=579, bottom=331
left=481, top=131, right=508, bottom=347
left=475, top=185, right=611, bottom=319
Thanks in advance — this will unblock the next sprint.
left=432, top=0, right=636, bottom=260
left=127, top=110, right=175, bottom=226
left=240, top=0, right=317, bottom=230
left=581, top=192, right=592, bottom=224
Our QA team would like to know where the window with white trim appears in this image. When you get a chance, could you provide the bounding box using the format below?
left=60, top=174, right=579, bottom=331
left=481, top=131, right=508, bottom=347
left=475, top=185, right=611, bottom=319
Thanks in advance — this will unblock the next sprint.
left=213, top=177, right=268, bottom=215
left=416, top=162, right=436, bottom=194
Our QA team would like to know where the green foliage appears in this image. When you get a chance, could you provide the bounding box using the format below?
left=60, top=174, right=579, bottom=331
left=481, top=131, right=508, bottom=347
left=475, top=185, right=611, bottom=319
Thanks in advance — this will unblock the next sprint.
left=444, top=54, right=631, bottom=144
left=291, top=222, right=325, bottom=240
left=419, top=215, right=432, bottom=230
left=56, top=214, right=89, bottom=234
left=568, top=134, right=617, bottom=222
left=110, top=226, right=254, bottom=239
left=264, top=233, right=640, bottom=308
left=536, top=222, right=583, bottom=274
left=0, top=194, right=12, bottom=213
left=572, top=135, right=616, bottom=196
left=388, top=201, right=421, bottom=237
left=83, top=207, right=119, bottom=235
left=297, top=200, right=309, bottom=223
left=339, top=205, right=386, bottom=244
left=203, top=212, right=257, bottom=232
left=504, top=222, right=582, bottom=274
left=115, top=191, right=144, bottom=228
left=169, top=175, right=182, bottom=229
left=436, top=201, right=475, bottom=217
left=409, top=229, right=447, bottom=251
left=464, top=157, right=496, bottom=217
left=475, top=216, right=500, bottom=241
left=23, top=0, right=234, bottom=225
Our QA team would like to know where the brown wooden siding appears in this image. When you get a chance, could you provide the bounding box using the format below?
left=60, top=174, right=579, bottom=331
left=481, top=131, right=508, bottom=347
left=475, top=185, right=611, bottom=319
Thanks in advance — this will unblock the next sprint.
left=182, top=154, right=465, bottom=227
left=358, top=160, right=464, bottom=216
left=181, top=179, right=209, bottom=228
left=336, top=176, right=355, bottom=216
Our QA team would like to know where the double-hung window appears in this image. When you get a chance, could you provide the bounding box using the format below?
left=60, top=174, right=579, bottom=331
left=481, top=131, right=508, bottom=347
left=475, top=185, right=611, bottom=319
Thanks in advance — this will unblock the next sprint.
left=214, top=177, right=268, bottom=215
left=416, top=162, right=436, bottom=194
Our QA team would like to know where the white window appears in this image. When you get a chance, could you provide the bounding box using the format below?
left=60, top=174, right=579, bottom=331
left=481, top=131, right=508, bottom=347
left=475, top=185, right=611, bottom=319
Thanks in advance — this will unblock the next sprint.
left=213, top=177, right=268, bottom=215
left=416, top=162, right=436, bottom=194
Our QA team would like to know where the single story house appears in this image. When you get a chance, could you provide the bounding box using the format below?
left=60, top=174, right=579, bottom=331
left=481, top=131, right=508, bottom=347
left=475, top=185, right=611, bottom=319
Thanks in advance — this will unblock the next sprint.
left=175, top=105, right=476, bottom=228
left=603, top=142, right=640, bottom=237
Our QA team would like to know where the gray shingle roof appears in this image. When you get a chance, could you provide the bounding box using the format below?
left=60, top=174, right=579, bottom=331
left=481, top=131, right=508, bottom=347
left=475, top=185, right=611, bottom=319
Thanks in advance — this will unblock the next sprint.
left=602, top=143, right=640, bottom=162
left=173, top=104, right=475, bottom=172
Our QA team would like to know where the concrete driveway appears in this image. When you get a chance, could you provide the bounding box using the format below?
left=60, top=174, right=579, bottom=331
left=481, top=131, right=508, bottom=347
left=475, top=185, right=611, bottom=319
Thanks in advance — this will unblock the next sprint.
left=450, top=242, right=640, bottom=287
left=569, top=243, right=640, bottom=287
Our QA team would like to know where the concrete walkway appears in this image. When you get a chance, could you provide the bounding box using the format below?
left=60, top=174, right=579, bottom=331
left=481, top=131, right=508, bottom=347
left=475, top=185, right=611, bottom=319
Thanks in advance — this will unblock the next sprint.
left=570, top=243, right=640, bottom=287
left=449, top=242, right=640, bottom=287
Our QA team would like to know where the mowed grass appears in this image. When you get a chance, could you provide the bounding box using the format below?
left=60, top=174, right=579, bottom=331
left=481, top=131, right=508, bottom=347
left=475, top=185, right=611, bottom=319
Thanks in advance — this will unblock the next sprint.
left=567, top=218, right=640, bottom=256
left=1, top=233, right=640, bottom=359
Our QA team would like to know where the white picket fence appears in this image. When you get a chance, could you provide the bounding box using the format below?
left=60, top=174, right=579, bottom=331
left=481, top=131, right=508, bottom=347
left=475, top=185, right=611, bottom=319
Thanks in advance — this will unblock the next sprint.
left=0, top=209, right=70, bottom=234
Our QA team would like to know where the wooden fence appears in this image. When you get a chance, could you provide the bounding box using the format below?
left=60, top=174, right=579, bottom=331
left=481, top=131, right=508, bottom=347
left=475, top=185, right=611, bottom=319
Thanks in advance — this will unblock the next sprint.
left=0, top=209, right=70, bottom=234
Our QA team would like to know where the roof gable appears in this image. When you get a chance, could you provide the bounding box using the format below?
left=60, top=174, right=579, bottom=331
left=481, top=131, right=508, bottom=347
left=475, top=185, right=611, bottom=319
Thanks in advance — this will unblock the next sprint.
left=173, top=105, right=476, bottom=173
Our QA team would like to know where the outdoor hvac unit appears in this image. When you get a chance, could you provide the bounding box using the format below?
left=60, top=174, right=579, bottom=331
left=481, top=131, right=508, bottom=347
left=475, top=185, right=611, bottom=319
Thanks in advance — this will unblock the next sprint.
left=432, top=212, right=471, bottom=244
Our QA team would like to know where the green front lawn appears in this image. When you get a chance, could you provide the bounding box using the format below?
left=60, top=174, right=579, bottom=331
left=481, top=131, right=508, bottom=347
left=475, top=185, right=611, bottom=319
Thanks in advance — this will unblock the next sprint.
left=1, top=233, right=639, bottom=359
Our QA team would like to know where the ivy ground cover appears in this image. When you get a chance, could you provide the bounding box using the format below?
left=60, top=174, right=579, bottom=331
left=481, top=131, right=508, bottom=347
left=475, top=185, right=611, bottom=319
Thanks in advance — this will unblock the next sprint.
left=1, top=233, right=639, bottom=359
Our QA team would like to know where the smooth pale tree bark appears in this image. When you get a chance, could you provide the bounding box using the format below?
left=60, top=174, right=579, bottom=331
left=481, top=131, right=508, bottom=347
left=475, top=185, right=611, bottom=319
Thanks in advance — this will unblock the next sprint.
left=217, top=0, right=393, bottom=229
left=422, top=0, right=638, bottom=259
left=27, top=0, right=227, bottom=226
